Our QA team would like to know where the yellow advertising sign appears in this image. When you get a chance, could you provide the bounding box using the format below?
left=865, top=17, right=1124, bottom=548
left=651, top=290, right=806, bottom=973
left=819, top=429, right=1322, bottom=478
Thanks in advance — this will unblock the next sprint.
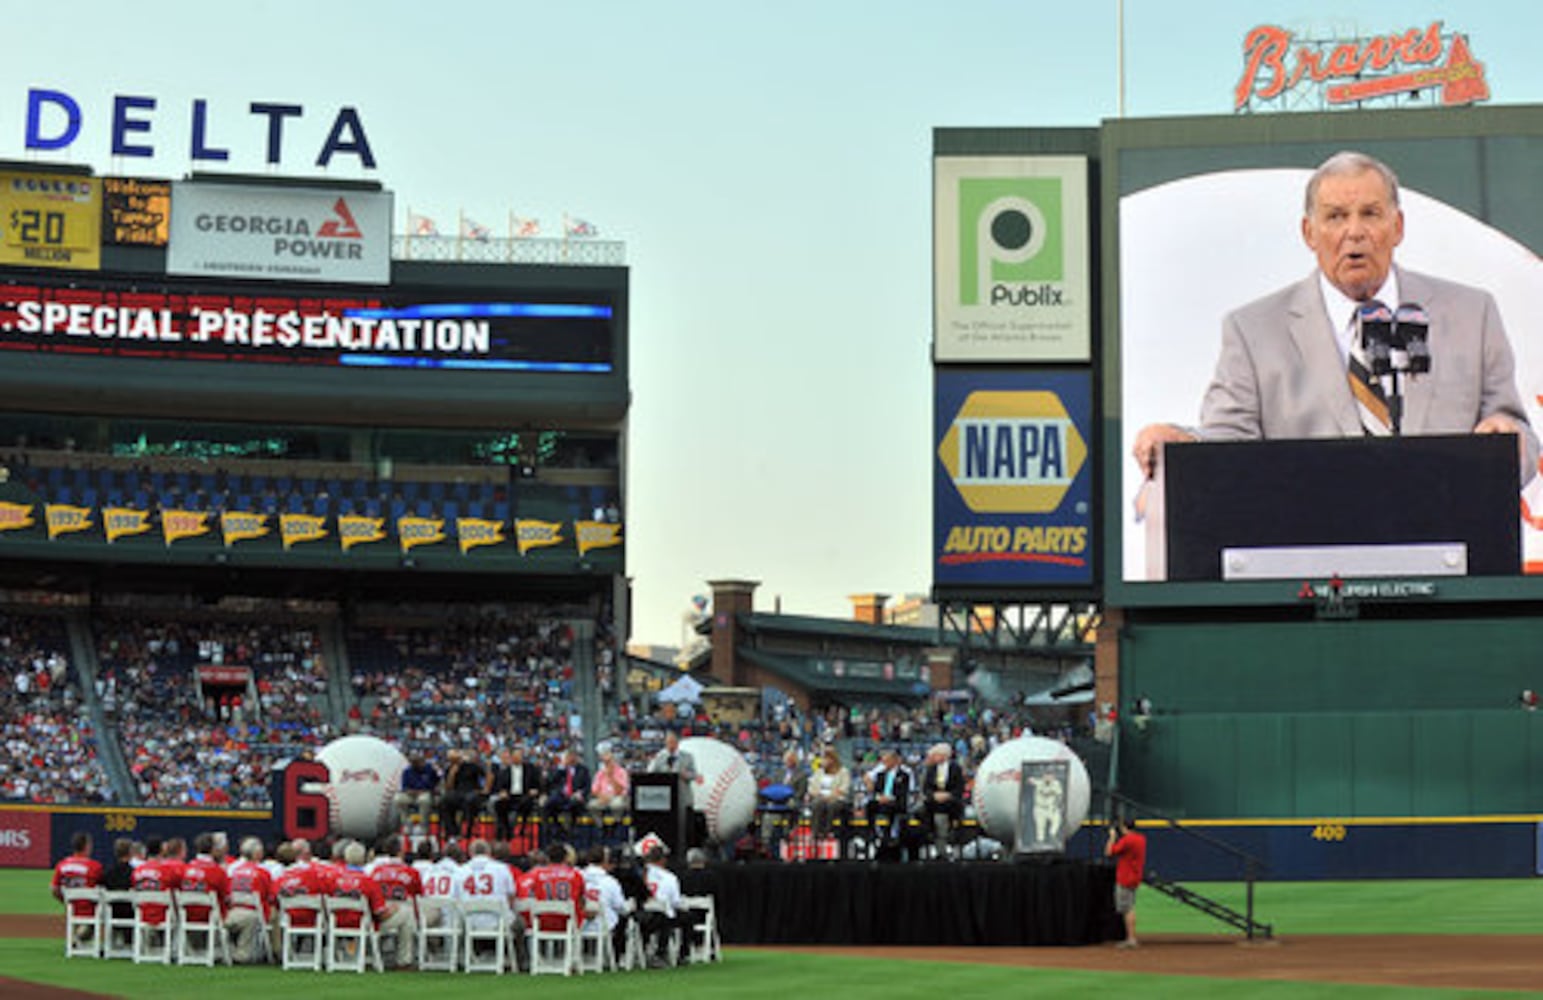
left=0, top=501, right=35, bottom=532
left=103, top=506, right=151, bottom=543
left=515, top=518, right=564, bottom=556
left=455, top=517, right=505, bottom=554
left=45, top=504, right=92, bottom=539
left=280, top=512, right=328, bottom=549
left=397, top=515, right=445, bottom=553
left=0, top=172, right=101, bottom=270
left=220, top=511, right=268, bottom=547
left=161, top=509, right=209, bottom=546
left=574, top=519, right=623, bottom=557
left=338, top=514, right=386, bottom=552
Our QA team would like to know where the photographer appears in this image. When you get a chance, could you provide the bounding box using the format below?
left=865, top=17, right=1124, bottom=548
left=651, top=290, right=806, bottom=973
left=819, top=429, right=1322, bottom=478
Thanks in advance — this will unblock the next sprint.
left=1105, top=816, right=1147, bottom=949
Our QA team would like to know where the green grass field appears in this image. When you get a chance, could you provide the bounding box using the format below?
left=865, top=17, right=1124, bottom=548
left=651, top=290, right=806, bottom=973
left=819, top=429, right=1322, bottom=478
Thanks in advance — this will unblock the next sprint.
left=6, top=871, right=1542, bottom=998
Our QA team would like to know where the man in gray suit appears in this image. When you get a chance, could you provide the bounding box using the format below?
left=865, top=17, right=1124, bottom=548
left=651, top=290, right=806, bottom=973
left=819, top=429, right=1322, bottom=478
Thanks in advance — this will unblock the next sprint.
left=647, top=730, right=697, bottom=807
left=1134, top=150, right=1537, bottom=484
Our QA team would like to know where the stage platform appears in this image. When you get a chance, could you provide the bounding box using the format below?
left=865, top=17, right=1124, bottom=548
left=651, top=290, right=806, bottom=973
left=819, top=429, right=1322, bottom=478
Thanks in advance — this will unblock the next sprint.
left=712, top=859, right=1122, bottom=946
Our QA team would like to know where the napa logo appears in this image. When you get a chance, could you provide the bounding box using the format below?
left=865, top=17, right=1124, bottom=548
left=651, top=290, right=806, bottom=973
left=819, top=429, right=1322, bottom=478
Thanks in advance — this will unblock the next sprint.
left=936, top=390, right=1086, bottom=513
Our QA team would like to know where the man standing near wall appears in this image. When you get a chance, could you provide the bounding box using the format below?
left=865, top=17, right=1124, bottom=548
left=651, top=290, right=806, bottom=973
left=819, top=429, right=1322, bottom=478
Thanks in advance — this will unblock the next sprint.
left=1105, top=817, right=1147, bottom=948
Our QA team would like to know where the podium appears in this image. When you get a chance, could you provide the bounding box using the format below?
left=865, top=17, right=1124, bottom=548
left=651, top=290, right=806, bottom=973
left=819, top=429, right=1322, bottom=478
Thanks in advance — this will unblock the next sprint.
left=1145, top=435, right=1520, bottom=582
left=630, top=772, right=689, bottom=854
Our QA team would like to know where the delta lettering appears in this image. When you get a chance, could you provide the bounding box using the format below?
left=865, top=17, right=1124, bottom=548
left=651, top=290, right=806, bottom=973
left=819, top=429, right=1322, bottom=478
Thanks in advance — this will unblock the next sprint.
left=24, top=89, right=376, bottom=168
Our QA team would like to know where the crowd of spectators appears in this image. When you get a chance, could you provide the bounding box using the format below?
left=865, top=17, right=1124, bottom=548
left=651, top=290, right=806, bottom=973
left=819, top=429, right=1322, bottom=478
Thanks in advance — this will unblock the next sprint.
left=97, top=619, right=334, bottom=808
left=0, top=613, right=112, bottom=803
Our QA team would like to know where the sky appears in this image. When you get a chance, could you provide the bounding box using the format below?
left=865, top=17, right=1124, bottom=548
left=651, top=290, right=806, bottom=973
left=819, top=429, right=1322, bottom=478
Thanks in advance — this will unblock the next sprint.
left=7, top=0, right=1541, bottom=646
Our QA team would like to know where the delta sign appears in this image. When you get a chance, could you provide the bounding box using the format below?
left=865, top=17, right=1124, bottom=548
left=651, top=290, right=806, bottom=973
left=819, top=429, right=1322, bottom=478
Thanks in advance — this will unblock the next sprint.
left=933, top=370, right=1093, bottom=589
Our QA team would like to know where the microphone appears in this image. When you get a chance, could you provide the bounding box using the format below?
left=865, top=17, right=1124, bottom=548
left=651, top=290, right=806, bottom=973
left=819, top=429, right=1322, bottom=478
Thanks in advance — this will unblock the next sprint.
left=1356, top=300, right=1394, bottom=375
left=1394, top=303, right=1431, bottom=374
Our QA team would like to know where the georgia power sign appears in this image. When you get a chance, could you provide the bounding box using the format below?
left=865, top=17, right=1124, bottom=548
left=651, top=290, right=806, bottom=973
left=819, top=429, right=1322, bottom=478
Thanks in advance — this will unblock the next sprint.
left=933, top=370, right=1093, bottom=588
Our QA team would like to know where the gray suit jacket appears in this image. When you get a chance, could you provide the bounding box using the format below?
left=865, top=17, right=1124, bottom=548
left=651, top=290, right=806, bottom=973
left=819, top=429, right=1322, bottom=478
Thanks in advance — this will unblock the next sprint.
left=1199, top=268, right=1539, bottom=480
left=647, top=747, right=697, bottom=807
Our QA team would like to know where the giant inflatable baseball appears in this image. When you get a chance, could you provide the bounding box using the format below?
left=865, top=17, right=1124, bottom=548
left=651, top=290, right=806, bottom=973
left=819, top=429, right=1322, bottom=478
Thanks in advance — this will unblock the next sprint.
left=679, top=737, right=758, bottom=843
left=970, top=736, right=1091, bottom=847
left=315, top=735, right=409, bottom=841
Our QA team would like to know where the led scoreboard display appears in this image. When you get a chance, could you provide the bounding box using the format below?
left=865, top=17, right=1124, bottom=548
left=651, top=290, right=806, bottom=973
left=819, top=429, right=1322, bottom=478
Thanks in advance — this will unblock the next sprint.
left=0, top=272, right=614, bottom=372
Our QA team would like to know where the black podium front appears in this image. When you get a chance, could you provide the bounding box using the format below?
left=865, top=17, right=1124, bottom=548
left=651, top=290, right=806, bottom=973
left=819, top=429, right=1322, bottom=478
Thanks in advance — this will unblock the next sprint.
left=630, top=772, right=688, bottom=853
left=1158, top=434, right=1519, bottom=582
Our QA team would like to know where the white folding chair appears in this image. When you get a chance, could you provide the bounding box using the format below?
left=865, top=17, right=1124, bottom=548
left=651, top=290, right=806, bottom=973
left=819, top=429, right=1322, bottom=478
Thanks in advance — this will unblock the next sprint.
left=417, top=897, right=461, bottom=971
left=131, top=890, right=176, bottom=964
left=621, top=900, right=646, bottom=970
left=224, top=892, right=272, bottom=964
left=278, top=894, right=325, bottom=971
left=641, top=897, right=681, bottom=967
left=681, top=894, right=721, bottom=964
left=577, top=902, right=617, bottom=974
left=101, top=890, right=137, bottom=960
left=527, top=898, right=580, bottom=976
left=324, top=896, right=383, bottom=973
left=62, top=887, right=103, bottom=958
left=174, top=890, right=231, bottom=966
left=459, top=899, right=511, bottom=974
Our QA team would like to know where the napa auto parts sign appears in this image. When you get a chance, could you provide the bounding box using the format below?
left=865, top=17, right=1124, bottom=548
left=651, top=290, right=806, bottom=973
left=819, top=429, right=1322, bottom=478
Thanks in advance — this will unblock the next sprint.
left=1235, top=21, right=1490, bottom=109
left=168, top=182, right=392, bottom=285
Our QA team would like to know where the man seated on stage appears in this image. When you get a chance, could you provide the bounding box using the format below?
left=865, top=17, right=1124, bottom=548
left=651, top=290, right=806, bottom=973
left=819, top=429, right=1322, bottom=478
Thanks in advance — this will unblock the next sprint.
left=544, top=748, right=591, bottom=841
left=441, top=748, right=487, bottom=841
left=867, top=749, right=913, bottom=857
left=395, top=753, right=440, bottom=834
left=917, top=743, right=965, bottom=860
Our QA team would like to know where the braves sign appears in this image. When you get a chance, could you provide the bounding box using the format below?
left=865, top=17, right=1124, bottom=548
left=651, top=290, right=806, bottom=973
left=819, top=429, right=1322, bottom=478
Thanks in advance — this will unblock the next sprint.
left=1236, top=21, right=1490, bottom=110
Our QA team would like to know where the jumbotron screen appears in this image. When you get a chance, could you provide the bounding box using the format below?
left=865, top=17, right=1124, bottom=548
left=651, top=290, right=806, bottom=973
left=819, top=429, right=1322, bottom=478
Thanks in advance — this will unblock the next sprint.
left=1107, top=107, right=1543, bottom=602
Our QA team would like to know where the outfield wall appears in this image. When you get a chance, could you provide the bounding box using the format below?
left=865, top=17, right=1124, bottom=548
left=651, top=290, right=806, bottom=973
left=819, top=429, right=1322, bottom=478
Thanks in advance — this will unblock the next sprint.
left=0, top=804, right=272, bottom=869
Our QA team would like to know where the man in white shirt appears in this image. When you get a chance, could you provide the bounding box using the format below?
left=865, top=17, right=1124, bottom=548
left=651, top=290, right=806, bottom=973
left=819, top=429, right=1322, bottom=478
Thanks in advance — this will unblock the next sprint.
left=454, top=839, right=515, bottom=930
left=640, top=845, right=684, bottom=968
left=580, top=845, right=629, bottom=963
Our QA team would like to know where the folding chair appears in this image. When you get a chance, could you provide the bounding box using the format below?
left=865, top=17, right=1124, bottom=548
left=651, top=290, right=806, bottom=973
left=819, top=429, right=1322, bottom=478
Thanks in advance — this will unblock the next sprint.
left=527, top=899, right=580, bottom=976
left=620, top=900, right=646, bottom=970
left=681, top=894, right=721, bottom=963
left=577, top=905, right=617, bottom=973
left=640, top=897, right=680, bottom=968
left=278, top=894, right=325, bottom=971
left=459, top=899, right=511, bottom=974
left=175, top=890, right=231, bottom=966
left=101, top=890, right=137, bottom=960
left=324, top=896, right=383, bottom=973
left=225, top=891, right=272, bottom=964
left=131, top=890, right=176, bottom=964
left=417, top=896, right=462, bottom=971
left=62, top=887, right=103, bottom=958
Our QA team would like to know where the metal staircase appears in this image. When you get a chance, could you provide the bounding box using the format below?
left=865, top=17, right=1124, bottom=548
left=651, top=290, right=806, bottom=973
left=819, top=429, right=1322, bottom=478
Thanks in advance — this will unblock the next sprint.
left=1143, top=870, right=1273, bottom=940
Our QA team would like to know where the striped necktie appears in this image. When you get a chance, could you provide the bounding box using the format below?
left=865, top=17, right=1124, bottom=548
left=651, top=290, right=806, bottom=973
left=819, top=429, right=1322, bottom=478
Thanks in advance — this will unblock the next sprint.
left=1347, top=302, right=1392, bottom=435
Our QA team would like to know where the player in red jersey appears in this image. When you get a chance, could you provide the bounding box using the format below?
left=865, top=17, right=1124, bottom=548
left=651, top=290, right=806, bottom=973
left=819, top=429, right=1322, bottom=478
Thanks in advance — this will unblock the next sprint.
left=273, top=842, right=330, bottom=930
left=180, top=833, right=232, bottom=924
left=225, top=837, right=275, bottom=964
left=331, top=841, right=392, bottom=933
left=528, top=843, right=586, bottom=932
left=368, top=835, right=421, bottom=967
left=52, top=831, right=103, bottom=931
left=131, top=837, right=187, bottom=926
